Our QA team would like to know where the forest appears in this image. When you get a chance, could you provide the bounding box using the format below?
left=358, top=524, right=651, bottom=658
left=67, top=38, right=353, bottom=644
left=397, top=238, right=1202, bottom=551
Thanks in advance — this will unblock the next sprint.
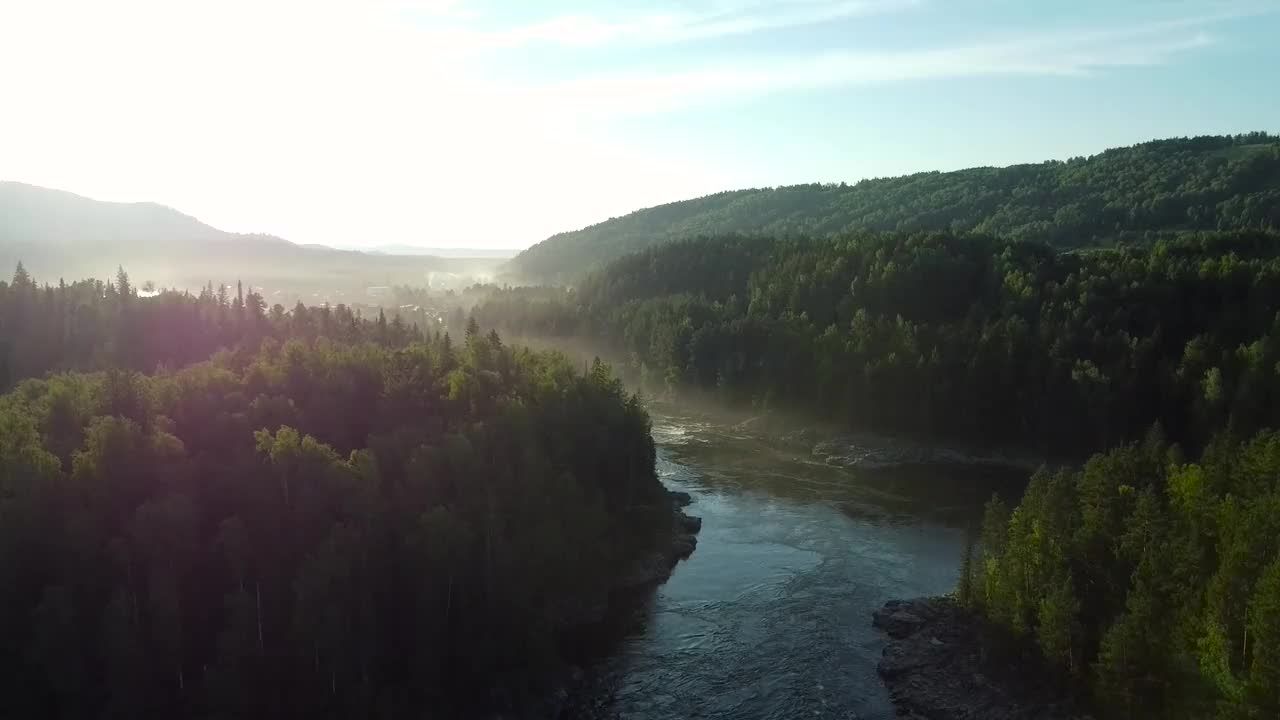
left=8, top=132, right=1280, bottom=720
left=963, top=427, right=1280, bottom=719
left=508, top=133, right=1280, bottom=283
left=478, top=228, right=1280, bottom=457
left=0, top=266, right=666, bottom=717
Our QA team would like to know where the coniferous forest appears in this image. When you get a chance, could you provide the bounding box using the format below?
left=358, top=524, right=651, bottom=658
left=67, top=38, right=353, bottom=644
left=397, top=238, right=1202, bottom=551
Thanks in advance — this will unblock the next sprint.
left=479, top=228, right=1280, bottom=457
left=5, top=133, right=1280, bottom=720
left=509, top=134, right=1280, bottom=283
left=0, top=267, right=664, bottom=718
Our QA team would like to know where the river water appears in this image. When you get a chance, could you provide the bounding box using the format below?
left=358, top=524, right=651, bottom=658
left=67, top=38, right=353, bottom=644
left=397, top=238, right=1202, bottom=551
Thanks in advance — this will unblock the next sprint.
left=576, top=409, right=1028, bottom=720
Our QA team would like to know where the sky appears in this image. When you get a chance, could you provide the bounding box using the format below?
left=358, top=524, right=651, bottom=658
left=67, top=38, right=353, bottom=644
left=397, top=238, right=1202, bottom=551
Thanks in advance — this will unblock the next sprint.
left=1, top=0, right=1277, bottom=250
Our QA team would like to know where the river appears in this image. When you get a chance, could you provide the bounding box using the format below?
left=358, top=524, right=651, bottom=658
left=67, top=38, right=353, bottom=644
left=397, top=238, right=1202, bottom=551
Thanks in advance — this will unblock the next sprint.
left=574, top=408, right=1028, bottom=720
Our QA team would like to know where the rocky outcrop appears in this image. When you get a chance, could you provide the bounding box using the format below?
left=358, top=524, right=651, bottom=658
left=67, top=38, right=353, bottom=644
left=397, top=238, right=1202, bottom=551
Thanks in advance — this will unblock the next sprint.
left=615, top=492, right=701, bottom=589
left=873, top=598, right=1089, bottom=720
left=669, top=490, right=693, bottom=508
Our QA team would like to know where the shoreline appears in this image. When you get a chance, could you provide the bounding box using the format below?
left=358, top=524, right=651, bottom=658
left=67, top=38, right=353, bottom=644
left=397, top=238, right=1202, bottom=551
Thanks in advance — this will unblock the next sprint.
left=502, top=488, right=702, bottom=719
left=873, top=597, right=1089, bottom=720
left=643, top=398, right=1057, bottom=474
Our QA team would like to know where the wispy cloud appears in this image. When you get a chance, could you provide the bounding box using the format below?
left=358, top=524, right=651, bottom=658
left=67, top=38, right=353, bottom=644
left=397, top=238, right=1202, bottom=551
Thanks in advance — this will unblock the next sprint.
left=481, top=0, right=921, bottom=48
left=506, top=14, right=1234, bottom=117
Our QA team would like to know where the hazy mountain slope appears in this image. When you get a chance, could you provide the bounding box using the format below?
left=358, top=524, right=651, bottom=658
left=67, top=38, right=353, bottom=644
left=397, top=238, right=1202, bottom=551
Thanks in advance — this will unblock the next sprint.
left=0, top=182, right=502, bottom=291
left=507, top=133, right=1280, bottom=284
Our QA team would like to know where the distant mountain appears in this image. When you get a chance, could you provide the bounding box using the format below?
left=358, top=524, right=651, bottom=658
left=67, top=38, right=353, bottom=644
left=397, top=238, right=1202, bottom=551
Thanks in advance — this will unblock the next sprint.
left=0, top=182, right=503, bottom=292
left=506, top=133, right=1280, bottom=284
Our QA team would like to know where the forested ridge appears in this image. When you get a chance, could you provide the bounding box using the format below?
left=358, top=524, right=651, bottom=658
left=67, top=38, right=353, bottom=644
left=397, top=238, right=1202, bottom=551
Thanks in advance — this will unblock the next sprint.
left=479, top=228, right=1280, bottom=457
left=0, top=266, right=666, bottom=717
left=508, top=133, right=1280, bottom=283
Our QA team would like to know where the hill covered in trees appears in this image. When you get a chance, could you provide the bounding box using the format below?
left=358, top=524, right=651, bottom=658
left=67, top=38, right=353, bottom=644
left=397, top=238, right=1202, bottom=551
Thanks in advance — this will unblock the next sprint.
left=507, top=133, right=1280, bottom=283
left=0, top=182, right=502, bottom=295
left=478, top=228, right=1280, bottom=458
left=0, top=266, right=669, bottom=717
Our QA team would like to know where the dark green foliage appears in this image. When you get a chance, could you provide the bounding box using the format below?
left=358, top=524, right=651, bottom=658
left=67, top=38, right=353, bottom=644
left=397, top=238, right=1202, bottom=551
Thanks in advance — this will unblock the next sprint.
left=0, top=310, right=663, bottom=717
left=0, top=267, right=422, bottom=392
left=480, top=228, right=1280, bottom=456
left=970, top=432, right=1280, bottom=719
left=509, top=134, right=1280, bottom=282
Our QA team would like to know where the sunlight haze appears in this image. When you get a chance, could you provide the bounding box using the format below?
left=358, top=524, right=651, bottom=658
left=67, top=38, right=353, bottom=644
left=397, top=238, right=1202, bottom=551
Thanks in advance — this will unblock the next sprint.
left=2, top=0, right=1276, bottom=249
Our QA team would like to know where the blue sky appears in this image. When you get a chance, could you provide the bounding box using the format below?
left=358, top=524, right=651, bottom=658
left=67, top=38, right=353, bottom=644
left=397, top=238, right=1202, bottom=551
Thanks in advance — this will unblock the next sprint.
left=1, top=0, right=1276, bottom=249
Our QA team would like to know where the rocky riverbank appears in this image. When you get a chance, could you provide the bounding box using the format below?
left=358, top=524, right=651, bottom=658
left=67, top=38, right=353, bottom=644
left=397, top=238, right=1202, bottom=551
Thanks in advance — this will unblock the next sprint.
left=615, top=490, right=702, bottom=589
left=500, top=489, right=702, bottom=719
left=873, top=598, right=1089, bottom=720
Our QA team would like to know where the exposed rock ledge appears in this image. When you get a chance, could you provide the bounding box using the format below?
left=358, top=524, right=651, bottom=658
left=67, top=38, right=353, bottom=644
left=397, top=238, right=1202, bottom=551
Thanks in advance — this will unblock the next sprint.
left=873, top=598, right=1089, bottom=720
left=615, top=490, right=701, bottom=590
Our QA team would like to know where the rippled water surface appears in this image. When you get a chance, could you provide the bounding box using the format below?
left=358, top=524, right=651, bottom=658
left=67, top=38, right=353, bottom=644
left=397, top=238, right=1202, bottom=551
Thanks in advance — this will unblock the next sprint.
left=582, top=411, right=1026, bottom=720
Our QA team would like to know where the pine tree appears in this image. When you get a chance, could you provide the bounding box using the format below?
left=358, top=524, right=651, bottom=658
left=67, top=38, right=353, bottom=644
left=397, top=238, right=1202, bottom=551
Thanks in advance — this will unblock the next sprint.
left=11, top=261, right=32, bottom=289
left=1245, top=554, right=1280, bottom=714
left=115, top=266, right=132, bottom=299
left=1037, top=571, right=1081, bottom=676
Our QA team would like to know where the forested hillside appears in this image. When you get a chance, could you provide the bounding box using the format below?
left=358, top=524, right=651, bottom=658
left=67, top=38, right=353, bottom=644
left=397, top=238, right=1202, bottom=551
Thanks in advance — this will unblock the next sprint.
left=0, top=266, right=665, bottom=717
left=478, top=228, right=1280, bottom=457
left=508, top=133, right=1280, bottom=283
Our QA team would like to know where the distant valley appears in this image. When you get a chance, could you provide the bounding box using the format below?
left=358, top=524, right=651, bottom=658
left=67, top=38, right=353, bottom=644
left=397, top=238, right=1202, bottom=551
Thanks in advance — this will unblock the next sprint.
left=0, top=182, right=506, bottom=297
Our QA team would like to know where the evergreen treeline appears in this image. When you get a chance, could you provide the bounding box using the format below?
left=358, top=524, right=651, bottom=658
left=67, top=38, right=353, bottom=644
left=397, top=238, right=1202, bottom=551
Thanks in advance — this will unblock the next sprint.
left=509, top=133, right=1280, bottom=282
left=478, top=229, right=1280, bottom=456
left=0, top=264, right=421, bottom=391
left=0, top=267, right=664, bottom=717
left=963, top=428, right=1280, bottom=719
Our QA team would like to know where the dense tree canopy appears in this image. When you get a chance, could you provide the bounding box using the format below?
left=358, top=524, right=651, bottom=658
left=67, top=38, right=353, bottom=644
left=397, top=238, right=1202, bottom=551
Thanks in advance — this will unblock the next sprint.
left=0, top=285, right=664, bottom=718
left=0, top=265, right=421, bottom=392
left=966, top=428, right=1280, bottom=719
left=508, top=134, right=1280, bottom=283
left=480, top=228, right=1280, bottom=457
